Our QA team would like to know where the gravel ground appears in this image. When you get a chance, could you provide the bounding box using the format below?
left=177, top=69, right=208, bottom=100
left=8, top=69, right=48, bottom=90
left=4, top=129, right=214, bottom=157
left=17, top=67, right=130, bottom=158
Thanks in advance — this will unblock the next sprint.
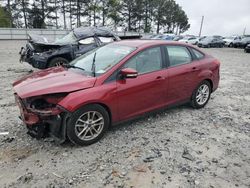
left=0, top=40, right=249, bottom=188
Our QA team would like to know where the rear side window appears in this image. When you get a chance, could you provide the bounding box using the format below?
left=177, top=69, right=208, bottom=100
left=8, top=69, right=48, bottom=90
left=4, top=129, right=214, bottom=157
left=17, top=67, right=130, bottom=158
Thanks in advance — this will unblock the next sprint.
left=192, top=48, right=204, bottom=59
left=98, top=37, right=114, bottom=43
left=79, top=37, right=95, bottom=45
left=165, top=46, right=192, bottom=67
left=124, top=47, right=162, bottom=74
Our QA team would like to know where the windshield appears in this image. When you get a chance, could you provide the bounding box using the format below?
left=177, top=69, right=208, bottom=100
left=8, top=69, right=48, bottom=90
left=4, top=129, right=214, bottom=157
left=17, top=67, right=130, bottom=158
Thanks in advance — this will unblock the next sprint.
left=54, top=31, right=77, bottom=45
left=70, top=44, right=136, bottom=76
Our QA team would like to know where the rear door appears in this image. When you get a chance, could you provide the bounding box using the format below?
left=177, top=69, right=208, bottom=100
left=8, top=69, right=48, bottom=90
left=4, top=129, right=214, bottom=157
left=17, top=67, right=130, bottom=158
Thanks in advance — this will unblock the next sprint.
left=163, top=45, right=201, bottom=104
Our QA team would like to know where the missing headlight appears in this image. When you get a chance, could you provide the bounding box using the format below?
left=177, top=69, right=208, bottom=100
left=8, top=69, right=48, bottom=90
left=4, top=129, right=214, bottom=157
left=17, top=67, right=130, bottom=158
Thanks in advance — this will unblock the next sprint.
left=25, top=93, right=68, bottom=116
left=30, top=98, right=56, bottom=110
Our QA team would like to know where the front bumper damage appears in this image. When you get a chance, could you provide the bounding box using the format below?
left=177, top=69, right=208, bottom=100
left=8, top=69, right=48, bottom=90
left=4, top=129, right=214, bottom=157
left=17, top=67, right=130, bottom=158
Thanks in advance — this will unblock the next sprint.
left=15, top=94, right=70, bottom=143
left=19, top=46, right=48, bottom=69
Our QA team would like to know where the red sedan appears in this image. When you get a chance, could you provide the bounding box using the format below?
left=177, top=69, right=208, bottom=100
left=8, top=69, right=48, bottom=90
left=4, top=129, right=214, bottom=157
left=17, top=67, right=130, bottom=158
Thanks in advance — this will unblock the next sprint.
left=13, top=40, right=220, bottom=145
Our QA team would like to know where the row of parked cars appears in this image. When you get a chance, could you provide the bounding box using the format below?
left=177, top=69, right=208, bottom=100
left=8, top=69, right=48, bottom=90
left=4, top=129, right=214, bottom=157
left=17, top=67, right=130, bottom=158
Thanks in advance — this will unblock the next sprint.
left=20, top=30, right=249, bottom=70
left=147, top=34, right=250, bottom=53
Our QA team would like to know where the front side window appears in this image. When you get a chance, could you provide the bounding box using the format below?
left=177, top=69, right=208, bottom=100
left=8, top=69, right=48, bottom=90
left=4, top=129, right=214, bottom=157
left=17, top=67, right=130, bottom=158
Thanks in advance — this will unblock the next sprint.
left=123, top=47, right=162, bottom=74
left=165, top=46, right=192, bottom=67
left=70, top=44, right=135, bottom=76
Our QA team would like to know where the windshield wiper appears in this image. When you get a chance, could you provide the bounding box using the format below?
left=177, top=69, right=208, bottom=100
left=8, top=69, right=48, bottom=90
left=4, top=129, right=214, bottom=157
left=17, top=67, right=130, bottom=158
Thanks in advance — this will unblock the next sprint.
left=91, top=52, right=96, bottom=77
left=63, top=64, right=85, bottom=71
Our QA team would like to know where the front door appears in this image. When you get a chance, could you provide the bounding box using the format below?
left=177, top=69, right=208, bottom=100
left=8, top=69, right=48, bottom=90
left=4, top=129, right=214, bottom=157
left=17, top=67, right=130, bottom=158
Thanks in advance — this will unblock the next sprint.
left=116, top=46, right=168, bottom=120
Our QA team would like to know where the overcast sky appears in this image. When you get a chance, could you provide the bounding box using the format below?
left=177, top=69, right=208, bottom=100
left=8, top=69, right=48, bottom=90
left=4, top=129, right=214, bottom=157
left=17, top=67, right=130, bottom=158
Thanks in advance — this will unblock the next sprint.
left=175, top=0, right=250, bottom=36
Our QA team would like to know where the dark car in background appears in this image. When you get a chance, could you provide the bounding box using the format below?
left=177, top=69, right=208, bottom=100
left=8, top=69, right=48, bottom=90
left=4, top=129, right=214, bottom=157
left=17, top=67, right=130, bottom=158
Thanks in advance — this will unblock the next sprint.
left=198, top=37, right=224, bottom=48
left=232, top=38, right=242, bottom=48
left=245, top=44, right=250, bottom=53
left=232, top=37, right=250, bottom=48
left=150, top=34, right=175, bottom=40
left=13, top=40, right=220, bottom=145
left=235, top=37, right=250, bottom=48
left=19, top=27, right=120, bottom=69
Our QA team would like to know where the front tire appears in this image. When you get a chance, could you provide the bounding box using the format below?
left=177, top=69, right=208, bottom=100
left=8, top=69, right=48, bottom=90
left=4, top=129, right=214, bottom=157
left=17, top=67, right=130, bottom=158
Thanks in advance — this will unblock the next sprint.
left=67, top=104, right=110, bottom=146
left=48, top=57, right=69, bottom=68
left=191, top=80, right=211, bottom=109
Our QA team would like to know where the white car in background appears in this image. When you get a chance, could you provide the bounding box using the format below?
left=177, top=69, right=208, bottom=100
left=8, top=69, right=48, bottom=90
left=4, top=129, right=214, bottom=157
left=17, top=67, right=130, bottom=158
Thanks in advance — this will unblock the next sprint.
left=179, top=37, right=199, bottom=45
left=187, top=37, right=200, bottom=45
left=223, top=36, right=242, bottom=47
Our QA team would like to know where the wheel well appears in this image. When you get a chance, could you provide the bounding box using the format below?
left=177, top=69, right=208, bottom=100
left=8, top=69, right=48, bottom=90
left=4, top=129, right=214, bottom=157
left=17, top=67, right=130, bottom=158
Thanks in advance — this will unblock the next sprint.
left=47, top=54, right=72, bottom=65
left=205, top=79, right=213, bottom=91
left=85, top=103, right=112, bottom=124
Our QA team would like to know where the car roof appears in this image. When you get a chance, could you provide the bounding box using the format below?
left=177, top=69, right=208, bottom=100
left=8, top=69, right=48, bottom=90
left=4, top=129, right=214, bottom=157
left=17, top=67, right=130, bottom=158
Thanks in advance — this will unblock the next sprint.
left=113, top=39, right=192, bottom=48
left=73, top=27, right=118, bottom=39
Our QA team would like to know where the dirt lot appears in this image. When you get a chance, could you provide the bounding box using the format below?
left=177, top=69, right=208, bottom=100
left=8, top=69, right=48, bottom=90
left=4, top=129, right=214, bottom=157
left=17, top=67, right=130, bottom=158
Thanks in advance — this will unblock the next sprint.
left=0, top=40, right=249, bottom=188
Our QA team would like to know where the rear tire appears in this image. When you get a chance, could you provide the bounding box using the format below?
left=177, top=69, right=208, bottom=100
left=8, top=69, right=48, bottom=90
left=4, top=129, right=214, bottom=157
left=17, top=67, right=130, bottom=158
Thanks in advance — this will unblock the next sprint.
left=191, top=80, right=211, bottom=109
left=67, top=104, right=110, bottom=146
left=48, top=57, right=69, bottom=68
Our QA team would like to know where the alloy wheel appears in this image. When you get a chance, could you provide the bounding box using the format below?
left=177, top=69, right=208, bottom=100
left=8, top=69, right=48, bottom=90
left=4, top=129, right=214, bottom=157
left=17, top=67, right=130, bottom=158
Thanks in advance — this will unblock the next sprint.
left=55, top=61, right=65, bottom=66
left=196, top=84, right=210, bottom=105
left=74, top=111, right=104, bottom=141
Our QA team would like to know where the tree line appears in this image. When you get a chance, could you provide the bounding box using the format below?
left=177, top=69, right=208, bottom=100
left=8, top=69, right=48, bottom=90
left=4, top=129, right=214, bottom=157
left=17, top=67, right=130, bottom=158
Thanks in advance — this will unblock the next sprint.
left=0, top=0, right=190, bottom=34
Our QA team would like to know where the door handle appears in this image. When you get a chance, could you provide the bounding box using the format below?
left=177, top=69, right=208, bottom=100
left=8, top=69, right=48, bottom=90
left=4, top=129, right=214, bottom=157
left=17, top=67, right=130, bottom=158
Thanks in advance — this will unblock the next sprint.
left=191, top=67, right=199, bottom=72
left=155, top=76, right=165, bottom=80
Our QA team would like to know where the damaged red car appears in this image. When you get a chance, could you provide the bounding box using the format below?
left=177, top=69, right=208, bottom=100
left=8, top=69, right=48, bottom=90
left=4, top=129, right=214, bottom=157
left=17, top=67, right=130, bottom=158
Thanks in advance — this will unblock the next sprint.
left=13, top=40, right=220, bottom=146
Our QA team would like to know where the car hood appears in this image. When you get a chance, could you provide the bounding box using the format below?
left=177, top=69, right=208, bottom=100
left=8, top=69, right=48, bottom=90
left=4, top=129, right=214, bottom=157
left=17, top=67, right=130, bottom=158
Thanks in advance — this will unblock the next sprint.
left=13, top=67, right=96, bottom=99
left=28, top=34, right=60, bottom=46
left=28, top=34, right=72, bottom=49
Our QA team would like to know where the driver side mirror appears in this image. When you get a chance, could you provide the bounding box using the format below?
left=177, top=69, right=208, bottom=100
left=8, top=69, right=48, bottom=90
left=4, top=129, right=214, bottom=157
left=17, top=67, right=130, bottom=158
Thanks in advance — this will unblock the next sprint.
left=120, top=68, right=138, bottom=79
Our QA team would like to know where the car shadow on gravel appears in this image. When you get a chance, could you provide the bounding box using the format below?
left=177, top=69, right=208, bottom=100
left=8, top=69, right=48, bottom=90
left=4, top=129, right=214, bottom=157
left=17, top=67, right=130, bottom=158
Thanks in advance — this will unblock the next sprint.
left=108, top=102, right=191, bottom=133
